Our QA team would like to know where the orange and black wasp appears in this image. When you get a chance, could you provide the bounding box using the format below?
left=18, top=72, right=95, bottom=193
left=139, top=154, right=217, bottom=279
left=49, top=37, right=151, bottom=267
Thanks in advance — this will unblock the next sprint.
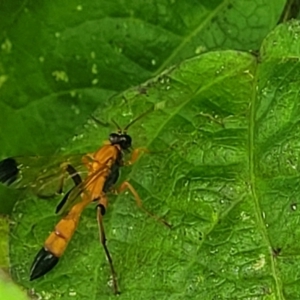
left=0, top=109, right=170, bottom=294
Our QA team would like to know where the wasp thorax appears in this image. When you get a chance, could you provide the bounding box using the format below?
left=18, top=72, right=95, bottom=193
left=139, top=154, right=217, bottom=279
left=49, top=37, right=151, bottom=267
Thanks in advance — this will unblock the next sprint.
left=109, top=133, right=132, bottom=150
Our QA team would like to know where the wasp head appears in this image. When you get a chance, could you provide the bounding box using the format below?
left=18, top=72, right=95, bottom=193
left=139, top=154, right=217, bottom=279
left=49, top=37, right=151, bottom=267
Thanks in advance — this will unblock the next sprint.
left=109, top=133, right=132, bottom=150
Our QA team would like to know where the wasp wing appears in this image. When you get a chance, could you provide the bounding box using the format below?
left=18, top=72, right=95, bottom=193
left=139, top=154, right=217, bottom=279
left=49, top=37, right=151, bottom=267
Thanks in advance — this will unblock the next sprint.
left=0, top=155, right=88, bottom=198
left=55, top=165, right=110, bottom=215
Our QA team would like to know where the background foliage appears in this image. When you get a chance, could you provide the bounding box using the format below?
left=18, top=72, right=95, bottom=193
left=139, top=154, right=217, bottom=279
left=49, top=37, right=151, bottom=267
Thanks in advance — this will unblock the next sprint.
left=1, top=0, right=300, bottom=299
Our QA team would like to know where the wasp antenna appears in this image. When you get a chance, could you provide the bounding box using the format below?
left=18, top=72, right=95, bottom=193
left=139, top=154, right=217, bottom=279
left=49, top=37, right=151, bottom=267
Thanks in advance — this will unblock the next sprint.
left=123, top=106, right=154, bottom=131
left=111, top=119, right=121, bottom=132
left=90, top=115, right=110, bottom=127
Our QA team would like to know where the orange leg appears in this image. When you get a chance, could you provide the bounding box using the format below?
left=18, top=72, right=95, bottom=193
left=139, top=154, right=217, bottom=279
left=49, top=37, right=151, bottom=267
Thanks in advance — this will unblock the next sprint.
left=118, top=181, right=171, bottom=228
left=125, top=147, right=150, bottom=165
left=126, top=145, right=176, bottom=166
left=96, top=195, right=119, bottom=294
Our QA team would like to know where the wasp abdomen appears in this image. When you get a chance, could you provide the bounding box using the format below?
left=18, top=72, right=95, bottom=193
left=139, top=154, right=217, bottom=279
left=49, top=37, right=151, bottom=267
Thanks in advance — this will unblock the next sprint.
left=30, top=247, right=59, bottom=281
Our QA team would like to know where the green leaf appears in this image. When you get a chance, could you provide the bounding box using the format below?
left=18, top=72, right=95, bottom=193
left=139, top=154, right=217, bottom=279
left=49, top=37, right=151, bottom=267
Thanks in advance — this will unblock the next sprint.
left=1, top=1, right=298, bottom=299
left=0, top=216, right=9, bottom=268
left=0, top=0, right=285, bottom=157
left=0, top=219, right=28, bottom=300
left=8, top=20, right=300, bottom=300
left=0, top=270, right=29, bottom=300
left=10, top=49, right=255, bottom=298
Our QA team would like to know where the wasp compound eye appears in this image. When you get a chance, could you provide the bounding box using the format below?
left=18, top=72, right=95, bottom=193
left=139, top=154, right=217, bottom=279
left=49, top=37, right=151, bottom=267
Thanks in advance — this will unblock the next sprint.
left=109, top=133, right=132, bottom=150
left=109, top=133, right=120, bottom=144
left=120, top=134, right=132, bottom=150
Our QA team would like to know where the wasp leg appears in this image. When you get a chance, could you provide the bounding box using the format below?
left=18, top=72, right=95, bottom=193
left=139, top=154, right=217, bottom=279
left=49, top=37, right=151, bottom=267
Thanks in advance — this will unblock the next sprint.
left=125, top=148, right=149, bottom=166
left=30, top=193, right=91, bottom=281
left=0, top=158, right=19, bottom=185
left=118, top=181, right=171, bottom=228
left=125, top=146, right=175, bottom=166
left=96, top=196, right=120, bottom=295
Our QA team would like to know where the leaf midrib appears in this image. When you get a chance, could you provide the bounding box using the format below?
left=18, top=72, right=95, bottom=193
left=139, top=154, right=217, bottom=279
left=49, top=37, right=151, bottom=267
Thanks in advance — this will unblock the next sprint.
left=249, top=62, right=284, bottom=299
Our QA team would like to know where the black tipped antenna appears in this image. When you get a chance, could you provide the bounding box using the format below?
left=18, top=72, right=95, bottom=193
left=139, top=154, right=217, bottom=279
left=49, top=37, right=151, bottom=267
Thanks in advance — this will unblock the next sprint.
left=123, top=106, right=154, bottom=131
